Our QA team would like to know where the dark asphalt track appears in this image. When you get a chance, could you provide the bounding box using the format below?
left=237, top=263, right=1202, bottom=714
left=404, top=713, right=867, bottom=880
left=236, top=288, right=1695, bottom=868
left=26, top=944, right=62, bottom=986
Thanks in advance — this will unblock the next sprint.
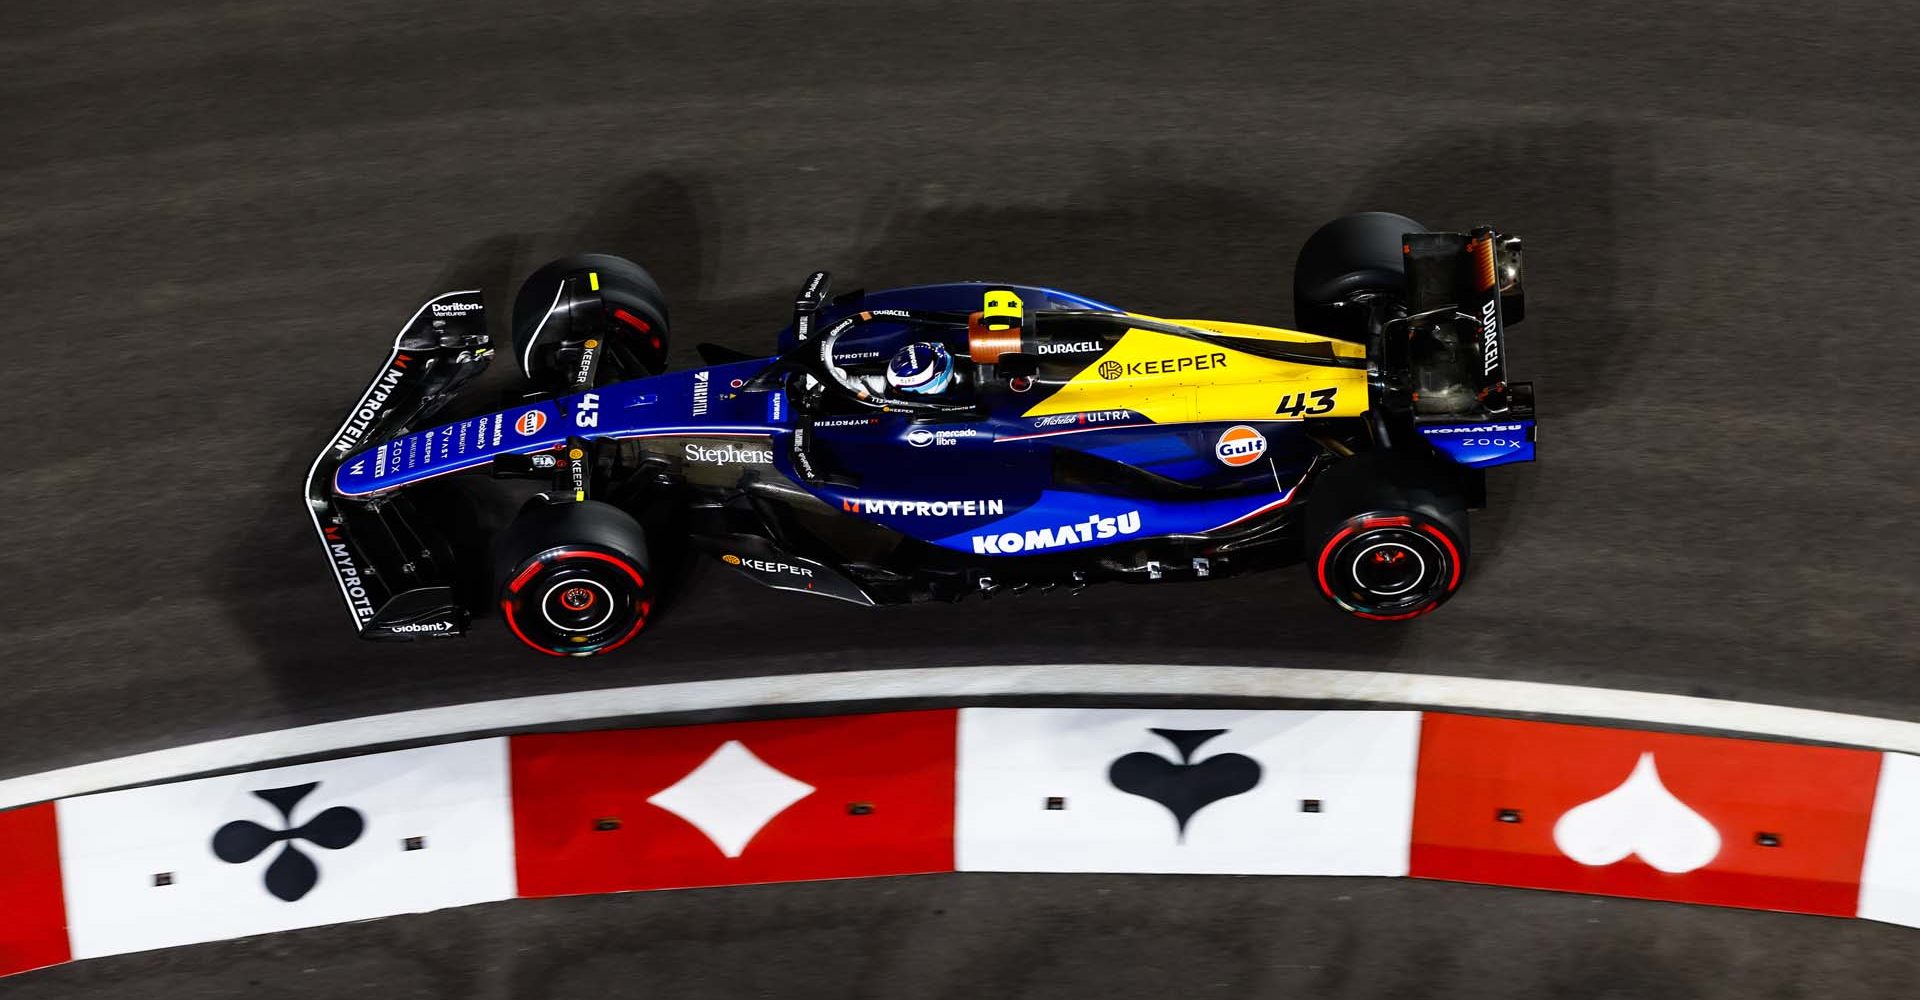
left=3, top=0, right=1917, bottom=995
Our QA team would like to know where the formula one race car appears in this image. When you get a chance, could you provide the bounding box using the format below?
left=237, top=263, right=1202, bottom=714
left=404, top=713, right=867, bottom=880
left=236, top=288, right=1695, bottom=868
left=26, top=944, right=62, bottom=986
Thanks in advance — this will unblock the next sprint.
left=306, top=212, right=1534, bottom=655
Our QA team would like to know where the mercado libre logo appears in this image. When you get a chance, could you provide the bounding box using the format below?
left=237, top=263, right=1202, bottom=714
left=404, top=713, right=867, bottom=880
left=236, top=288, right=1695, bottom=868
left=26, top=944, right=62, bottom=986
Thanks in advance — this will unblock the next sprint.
left=1213, top=425, right=1267, bottom=467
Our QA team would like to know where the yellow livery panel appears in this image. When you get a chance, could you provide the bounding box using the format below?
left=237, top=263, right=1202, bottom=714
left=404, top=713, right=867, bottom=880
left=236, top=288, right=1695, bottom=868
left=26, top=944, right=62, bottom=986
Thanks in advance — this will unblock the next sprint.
left=1157, top=316, right=1368, bottom=360
left=1020, top=325, right=1369, bottom=425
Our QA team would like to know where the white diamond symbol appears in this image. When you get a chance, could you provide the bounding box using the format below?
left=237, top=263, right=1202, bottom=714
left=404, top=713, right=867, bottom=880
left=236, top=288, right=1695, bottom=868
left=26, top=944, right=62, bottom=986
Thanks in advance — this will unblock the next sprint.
left=646, top=740, right=816, bottom=858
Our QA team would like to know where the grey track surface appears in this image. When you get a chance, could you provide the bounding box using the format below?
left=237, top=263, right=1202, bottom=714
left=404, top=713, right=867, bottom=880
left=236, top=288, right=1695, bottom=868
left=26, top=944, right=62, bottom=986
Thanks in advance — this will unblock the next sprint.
left=12, top=876, right=1920, bottom=1000
left=2, top=0, right=1916, bottom=995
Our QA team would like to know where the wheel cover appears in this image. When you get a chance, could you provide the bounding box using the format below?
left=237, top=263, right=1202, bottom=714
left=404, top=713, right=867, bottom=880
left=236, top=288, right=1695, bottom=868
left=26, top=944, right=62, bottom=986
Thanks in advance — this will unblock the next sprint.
left=1315, top=515, right=1462, bottom=620
left=500, top=547, right=651, bottom=656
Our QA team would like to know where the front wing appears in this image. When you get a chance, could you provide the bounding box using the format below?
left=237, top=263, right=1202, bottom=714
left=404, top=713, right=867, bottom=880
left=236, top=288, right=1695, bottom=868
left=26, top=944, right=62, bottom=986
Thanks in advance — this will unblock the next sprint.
left=304, top=290, right=493, bottom=638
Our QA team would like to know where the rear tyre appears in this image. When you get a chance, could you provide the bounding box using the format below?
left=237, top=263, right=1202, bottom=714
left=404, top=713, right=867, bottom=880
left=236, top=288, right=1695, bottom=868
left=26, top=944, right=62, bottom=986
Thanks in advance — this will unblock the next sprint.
left=1292, top=211, right=1424, bottom=340
left=1306, top=453, right=1469, bottom=620
left=494, top=500, right=653, bottom=656
left=512, top=253, right=670, bottom=391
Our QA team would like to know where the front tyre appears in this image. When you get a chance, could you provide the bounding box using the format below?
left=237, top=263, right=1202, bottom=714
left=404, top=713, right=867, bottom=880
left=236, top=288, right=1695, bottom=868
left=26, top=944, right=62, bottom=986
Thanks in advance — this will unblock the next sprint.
left=512, top=253, right=671, bottom=391
left=1313, top=512, right=1464, bottom=619
left=495, top=500, right=653, bottom=656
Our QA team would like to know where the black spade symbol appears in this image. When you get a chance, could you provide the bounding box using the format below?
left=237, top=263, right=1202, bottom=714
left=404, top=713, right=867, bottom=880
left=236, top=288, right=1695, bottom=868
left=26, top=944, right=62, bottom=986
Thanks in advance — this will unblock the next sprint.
left=212, top=782, right=365, bottom=902
left=1108, top=729, right=1262, bottom=840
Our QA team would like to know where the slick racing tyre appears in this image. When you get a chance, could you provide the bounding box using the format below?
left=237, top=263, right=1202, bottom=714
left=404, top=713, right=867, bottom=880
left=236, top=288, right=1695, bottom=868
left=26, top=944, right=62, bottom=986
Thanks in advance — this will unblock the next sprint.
left=512, top=253, right=671, bottom=391
left=1306, top=453, right=1469, bottom=620
left=1314, top=512, right=1465, bottom=620
left=494, top=500, right=653, bottom=656
left=1292, top=211, right=1424, bottom=341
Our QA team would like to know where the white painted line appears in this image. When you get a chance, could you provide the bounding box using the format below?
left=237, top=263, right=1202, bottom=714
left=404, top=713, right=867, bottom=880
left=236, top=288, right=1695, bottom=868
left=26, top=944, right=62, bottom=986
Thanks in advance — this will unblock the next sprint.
left=5, top=664, right=1918, bottom=812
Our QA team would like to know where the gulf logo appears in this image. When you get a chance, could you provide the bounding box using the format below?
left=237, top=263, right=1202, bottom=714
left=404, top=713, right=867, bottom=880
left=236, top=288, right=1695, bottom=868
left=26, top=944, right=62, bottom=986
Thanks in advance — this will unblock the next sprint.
left=515, top=410, right=548, bottom=437
left=1214, top=424, right=1267, bottom=467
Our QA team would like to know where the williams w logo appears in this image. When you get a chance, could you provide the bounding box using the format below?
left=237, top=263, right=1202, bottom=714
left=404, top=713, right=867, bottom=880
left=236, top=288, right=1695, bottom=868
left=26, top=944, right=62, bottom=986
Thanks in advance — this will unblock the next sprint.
left=212, top=782, right=365, bottom=902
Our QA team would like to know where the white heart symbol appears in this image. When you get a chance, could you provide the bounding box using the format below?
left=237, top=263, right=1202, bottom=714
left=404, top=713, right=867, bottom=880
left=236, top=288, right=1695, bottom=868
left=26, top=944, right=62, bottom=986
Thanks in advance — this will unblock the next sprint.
left=1551, top=752, right=1721, bottom=874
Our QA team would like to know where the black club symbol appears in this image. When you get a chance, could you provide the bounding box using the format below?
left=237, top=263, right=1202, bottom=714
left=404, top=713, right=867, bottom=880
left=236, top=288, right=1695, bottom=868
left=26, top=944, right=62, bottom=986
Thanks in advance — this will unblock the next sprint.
left=211, top=782, right=365, bottom=902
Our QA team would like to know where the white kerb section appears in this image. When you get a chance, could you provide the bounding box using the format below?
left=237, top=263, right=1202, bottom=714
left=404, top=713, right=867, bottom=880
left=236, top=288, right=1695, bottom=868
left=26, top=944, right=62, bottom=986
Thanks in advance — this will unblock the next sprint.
left=957, top=708, right=1420, bottom=875
left=1858, top=752, right=1920, bottom=929
left=56, top=739, right=516, bottom=959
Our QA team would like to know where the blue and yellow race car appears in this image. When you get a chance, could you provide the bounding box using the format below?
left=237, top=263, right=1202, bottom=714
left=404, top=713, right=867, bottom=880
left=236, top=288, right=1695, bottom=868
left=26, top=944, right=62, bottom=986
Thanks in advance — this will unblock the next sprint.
left=307, top=212, right=1535, bottom=655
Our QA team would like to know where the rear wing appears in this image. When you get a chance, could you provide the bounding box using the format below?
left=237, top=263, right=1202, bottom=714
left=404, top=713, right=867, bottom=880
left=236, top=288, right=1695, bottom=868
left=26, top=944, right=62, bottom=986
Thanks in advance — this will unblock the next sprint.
left=1403, top=227, right=1525, bottom=394
left=1395, top=227, right=1535, bottom=468
left=304, top=290, right=493, bottom=637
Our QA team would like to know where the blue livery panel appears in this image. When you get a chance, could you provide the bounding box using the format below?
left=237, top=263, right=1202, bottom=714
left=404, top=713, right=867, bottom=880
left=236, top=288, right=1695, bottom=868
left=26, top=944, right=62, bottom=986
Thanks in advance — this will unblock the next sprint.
left=1418, top=420, right=1536, bottom=469
left=335, top=359, right=782, bottom=497
left=935, top=488, right=1295, bottom=556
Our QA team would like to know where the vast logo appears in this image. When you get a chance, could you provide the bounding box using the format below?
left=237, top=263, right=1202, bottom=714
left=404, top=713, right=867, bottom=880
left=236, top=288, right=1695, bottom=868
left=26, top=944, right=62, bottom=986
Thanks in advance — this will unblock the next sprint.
left=1097, top=352, right=1227, bottom=381
left=516, top=410, right=548, bottom=436
left=1213, top=425, right=1267, bottom=467
left=971, top=510, right=1142, bottom=554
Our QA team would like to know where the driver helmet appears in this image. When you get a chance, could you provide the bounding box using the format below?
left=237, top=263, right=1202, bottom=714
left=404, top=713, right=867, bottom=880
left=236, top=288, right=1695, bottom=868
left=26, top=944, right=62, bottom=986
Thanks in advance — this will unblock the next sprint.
left=885, top=341, right=955, bottom=395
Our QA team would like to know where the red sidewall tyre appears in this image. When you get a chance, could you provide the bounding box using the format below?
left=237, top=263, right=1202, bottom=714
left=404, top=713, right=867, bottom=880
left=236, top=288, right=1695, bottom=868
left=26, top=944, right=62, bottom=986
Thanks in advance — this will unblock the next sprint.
left=1314, top=511, right=1465, bottom=620
left=500, top=546, right=652, bottom=656
left=494, top=500, right=654, bottom=657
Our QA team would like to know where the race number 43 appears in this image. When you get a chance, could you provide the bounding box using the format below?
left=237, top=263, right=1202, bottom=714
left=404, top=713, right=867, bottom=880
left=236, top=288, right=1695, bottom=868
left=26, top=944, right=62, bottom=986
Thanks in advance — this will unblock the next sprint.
left=1275, top=387, right=1337, bottom=417
left=575, top=392, right=601, bottom=428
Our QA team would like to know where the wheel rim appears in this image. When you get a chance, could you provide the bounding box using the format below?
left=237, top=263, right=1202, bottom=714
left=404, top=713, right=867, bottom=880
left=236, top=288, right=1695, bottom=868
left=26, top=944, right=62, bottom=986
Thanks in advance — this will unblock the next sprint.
left=501, top=547, right=651, bottom=656
left=1316, top=515, right=1461, bottom=620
